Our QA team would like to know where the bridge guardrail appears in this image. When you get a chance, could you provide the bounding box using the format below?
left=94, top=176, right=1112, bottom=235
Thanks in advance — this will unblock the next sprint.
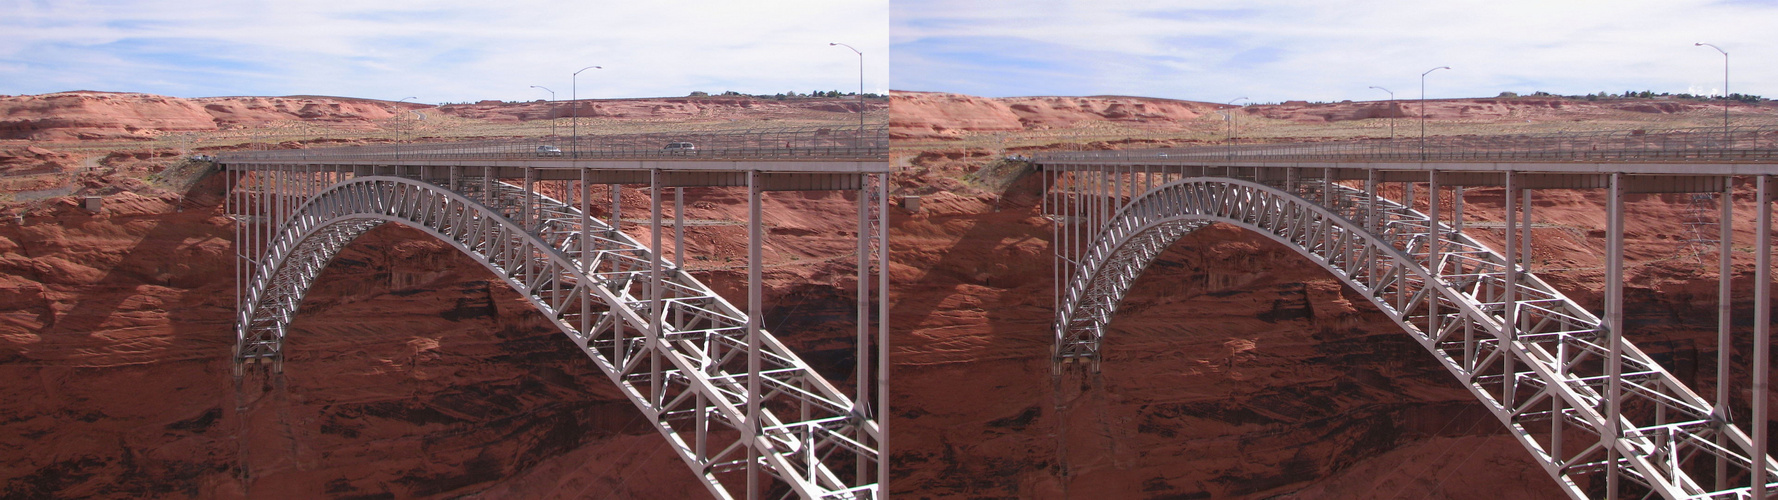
left=1033, top=125, right=1778, bottom=163
left=216, top=124, right=888, bottom=162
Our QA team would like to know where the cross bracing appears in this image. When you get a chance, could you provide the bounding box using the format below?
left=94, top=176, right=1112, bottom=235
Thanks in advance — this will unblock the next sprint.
left=1038, top=135, right=1778, bottom=499
left=220, top=127, right=888, bottom=500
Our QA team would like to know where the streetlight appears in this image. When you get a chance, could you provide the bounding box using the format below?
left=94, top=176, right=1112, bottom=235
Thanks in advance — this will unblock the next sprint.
left=572, top=65, right=602, bottom=157
left=1222, top=97, right=1248, bottom=159
left=1695, top=42, right=1730, bottom=143
left=1420, top=66, right=1451, bottom=159
left=531, top=85, right=558, bottom=140
left=830, top=42, right=866, bottom=148
left=1369, top=86, right=1395, bottom=140
left=396, top=96, right=417, bottom=144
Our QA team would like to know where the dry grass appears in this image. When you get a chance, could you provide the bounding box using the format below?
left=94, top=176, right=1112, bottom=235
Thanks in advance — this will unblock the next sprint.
left=3, top=108, right=886, bottom=156
left=892, top=106, right=1778, bottom=154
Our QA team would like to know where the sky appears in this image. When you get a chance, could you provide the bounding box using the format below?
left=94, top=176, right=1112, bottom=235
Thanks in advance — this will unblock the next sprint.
left=0, top=0, right=889, bottom=103
left=892, top=0, right=1778, bottom=103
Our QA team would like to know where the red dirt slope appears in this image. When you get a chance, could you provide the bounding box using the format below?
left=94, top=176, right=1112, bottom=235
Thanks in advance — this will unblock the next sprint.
left=890, top=91, right=1227, bottom=139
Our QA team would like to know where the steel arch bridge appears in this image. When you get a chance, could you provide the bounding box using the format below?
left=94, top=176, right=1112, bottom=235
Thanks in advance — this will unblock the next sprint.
left=218, top=125, right=889, bottom=499
left=1036, top=126, right=1778, bottom=500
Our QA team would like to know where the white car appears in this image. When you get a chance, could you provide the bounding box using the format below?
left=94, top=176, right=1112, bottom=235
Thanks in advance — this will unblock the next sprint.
left=663, top=142, right=696, bottom=154
left=536, top=145, right=563, bottom=157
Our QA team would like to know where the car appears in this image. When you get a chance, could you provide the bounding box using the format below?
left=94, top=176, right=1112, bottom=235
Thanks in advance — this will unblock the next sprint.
left=535, top=145, right=563, bottom=157
left=663, top=142, right=696, bottom=154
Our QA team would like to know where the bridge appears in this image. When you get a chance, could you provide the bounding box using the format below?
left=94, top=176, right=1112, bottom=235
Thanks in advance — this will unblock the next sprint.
left=216, top=125, right=889, bottom=499
left=1034, top=126, right=1778, bottom=499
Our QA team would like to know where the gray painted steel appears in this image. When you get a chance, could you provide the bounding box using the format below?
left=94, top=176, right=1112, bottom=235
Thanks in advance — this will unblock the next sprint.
left=1037, top=132, right=1778, bottom=499
left=220, top=126, right=888, bottom=499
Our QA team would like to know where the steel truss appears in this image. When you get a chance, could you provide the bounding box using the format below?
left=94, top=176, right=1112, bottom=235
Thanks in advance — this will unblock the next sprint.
left=226, top=166, right=886, bottom=499
left=1044, top=167, right=1777, bottom=499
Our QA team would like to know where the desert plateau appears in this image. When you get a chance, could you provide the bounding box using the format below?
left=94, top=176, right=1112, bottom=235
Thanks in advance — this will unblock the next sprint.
left=2, top=84, right=1777, bottom=498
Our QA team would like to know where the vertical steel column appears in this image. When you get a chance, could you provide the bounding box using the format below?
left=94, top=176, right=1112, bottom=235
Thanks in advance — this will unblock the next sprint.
left=857, top=173, right=872, bottom=414
left=855, top=171, right=871, bottom=482
left=1504, top=173, right=1519, bottom=402
left=1114, top=165, right=1123, bottom=220
left=1605, top=172, right=1626, bottom=498
left=1405, top=181, right=1415, bottom=214
left=580, top=169, right=591, bottom=346
left=523, top=167, right=535, bottom=232
left=612, top=179, right=625, bottom=368
left=1323, top=168, right=1335, bottom=256
left=675, top=186, right=684, bottom=316
left=1365, top=170, right=1378, bottom=234
left=230, top=166, right=239, bottom=366
left=875, top=170, right=891, bottom=498
left=1718, top=182, right=1735, bottom=490
left=1756, top=175, right=1772, bottom=500
left=650, top=170, right=664, bottom=408
left=746, top=170, right=763, bottom=500
left=1324, top=167, right=1334, bottom=207
left=1522, top=188, right=1533, bottom=274
left=1366, top=170, right=1378, bottom=293
left=1048, top=168, right=1057, bottom=361
left=1453, top=186, right=1464, bottom=235
left=1428, top=171, right=1441, bottom=338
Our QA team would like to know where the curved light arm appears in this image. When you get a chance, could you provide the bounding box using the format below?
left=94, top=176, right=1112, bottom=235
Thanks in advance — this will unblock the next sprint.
left=1219, top=97, right=1248, bottom=118
left=573, top=65, right=602, bottom=76
left=530, top=85, right=555, bottom=100
left=1422, top=66, right=1451, bottom=77
left=1369, top=86, right=1394, bottom=99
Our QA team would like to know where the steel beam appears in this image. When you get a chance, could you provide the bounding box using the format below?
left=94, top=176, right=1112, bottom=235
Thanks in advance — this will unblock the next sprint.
left=224, top=166, right=883, bottom=499
left=1043, top=168, right=1773, bottom=499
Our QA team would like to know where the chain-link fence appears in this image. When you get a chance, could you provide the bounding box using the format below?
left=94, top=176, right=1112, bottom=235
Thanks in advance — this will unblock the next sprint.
left=1037, top=125, right=1778, bottom=163
left=218, top=124, right=887, bottom=162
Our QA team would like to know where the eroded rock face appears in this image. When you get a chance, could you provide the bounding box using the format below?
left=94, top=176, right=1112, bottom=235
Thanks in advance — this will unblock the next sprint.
left=890, top=91, right=1225, bottom=140
left=0, top=176, right=879, bottom=498
left=0, top=92, right=416, bottom=141
left=434, top=96, right=882, bottom=123
left=0, top=92, right=218, bottom=141
left=886, top=171, right=1778, bottom=498
left=0, top=91, right=882, bottom=142
left=888, top=184, right=1561, bottom=498
left=5, top=154, right=1777, bottom=498
left=890, top=90, right=1778, bottom=140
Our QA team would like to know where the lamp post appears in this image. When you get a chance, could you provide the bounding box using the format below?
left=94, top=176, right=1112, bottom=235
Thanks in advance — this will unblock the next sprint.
left=1420, top=66, right=1451, bottom=160
left=1223, top=97, right=1248, bottom=159
left=830, top=42, right=865, bottom=148
left=1369, top=86, right=1395, bottom=140
left=396, top=96, right=418, bottom=148
left=572, top=65, right=602, bottom=157
left=531, top=85, right=558, bottom=140
left=1695, top=42, right=1730, bottom=145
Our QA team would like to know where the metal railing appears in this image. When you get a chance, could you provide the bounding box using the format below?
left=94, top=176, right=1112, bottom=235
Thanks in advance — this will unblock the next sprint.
left=217, top=124, right=888, bottom=163
left=1036, top=126, right=1778, bottom=164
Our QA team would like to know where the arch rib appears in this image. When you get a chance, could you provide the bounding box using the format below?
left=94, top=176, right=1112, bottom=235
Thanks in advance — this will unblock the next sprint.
left=237, top=175, right=880, bottom=499
left=1056, top=176, right=1773, bottom=499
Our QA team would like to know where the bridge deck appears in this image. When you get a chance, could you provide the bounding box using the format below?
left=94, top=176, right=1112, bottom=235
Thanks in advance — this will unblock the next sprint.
left=1034, top=128, right=1778, bottom=499
left=221, top=124, right=892, bottom=499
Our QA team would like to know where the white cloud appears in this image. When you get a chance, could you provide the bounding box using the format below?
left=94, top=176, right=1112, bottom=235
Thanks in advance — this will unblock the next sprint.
left=892, top=0, right=1778, bottom=102
left=0, top=0, right=890, bottom=102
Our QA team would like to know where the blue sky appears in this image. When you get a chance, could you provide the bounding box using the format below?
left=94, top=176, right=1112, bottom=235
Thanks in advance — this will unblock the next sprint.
left=0, top=0, right=889, bottom=103
left=892, top=0, right=1778, bottom=102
